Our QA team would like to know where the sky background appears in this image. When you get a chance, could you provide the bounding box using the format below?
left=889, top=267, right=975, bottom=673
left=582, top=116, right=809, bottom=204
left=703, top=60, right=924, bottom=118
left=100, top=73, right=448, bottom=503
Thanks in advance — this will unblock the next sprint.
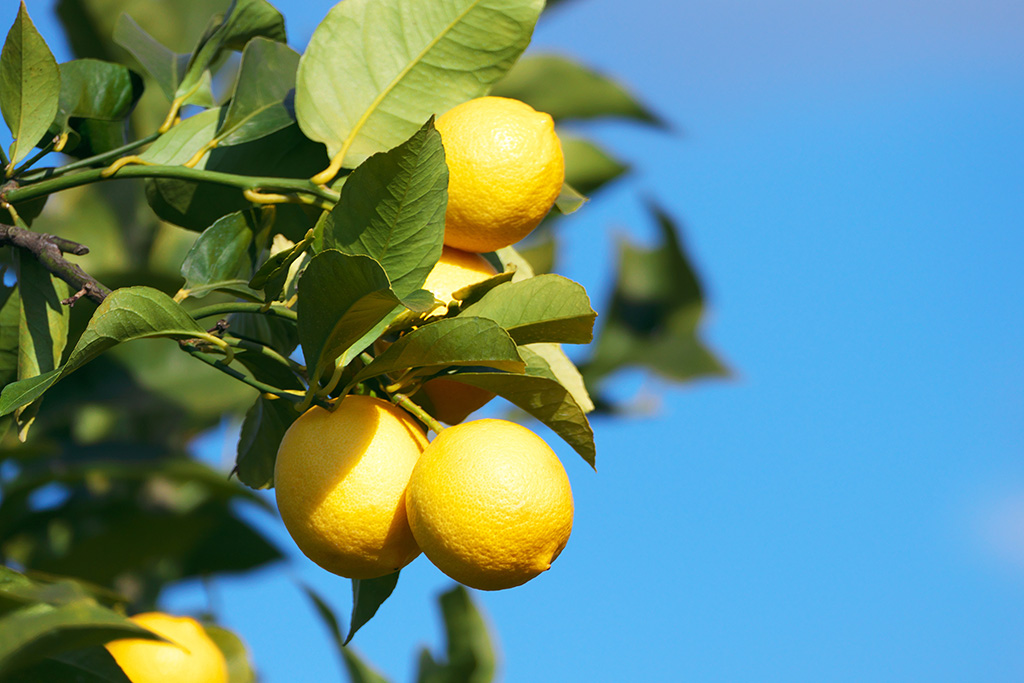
left=32, top=0, right=1024, bottom=680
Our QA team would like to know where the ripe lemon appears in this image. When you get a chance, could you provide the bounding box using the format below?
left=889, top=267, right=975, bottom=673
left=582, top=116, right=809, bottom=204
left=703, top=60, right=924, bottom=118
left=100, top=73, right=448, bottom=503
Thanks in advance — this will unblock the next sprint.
left=274, top=395, right=428, bottom=579
left=105, top=613, right=228, bottom=683
left=406, top=419, right=574, bottom=590
left=423, top=245, right=497, bottom=315
left=435, top=96, right=564, bottom=254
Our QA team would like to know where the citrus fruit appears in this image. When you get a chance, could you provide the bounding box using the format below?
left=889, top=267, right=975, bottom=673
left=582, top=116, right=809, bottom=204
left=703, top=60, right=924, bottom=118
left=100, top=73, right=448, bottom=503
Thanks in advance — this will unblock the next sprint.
left=423, top=245, right=497, bottom=315
left=274, top=395, right=428, bottom=579
left=416, top=377, right=495, bottom=425
left=105, top=612, right=228, bottom=683
left=435, top=96, right=564, bottom=254
left=406, top=419, right=574, bottom=590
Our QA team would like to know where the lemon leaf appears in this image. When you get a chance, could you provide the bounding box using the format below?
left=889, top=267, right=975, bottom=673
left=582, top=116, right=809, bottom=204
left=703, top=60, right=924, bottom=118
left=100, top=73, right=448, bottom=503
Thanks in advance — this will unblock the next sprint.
left=417, top=586, right=496, bottom=683
left=561, top=137, right=629, bottom=196
left=295, top=0, right=543, bottom=170
left=235, top=395, right=298, bottom=490
left=203, top=624, right=256, bottom=683
left=180, top=210, right=260, bottom=301
left=347, top=572, right=400, bottom=645
left=216, top=37, right=299, bottom=147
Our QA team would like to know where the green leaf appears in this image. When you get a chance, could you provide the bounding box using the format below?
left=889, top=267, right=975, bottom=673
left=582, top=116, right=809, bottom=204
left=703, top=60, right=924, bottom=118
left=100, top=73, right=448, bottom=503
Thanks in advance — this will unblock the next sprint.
left=0, top=283, right=20, bottom=386
left=295, top=0, right=543, bottom=169
left=139, top=106, right=220, bottom=165
left=315, top=120, right=448, bottom=299
left=112, top=13, right=185, bottom=101
left=561, top=137, right=628, bottom=196
left=0, top=287, right=207, bottom=416
left=55, top=59, right=143, bottom=129
left=438, top=345, right=596, bottom=466
left=553, top=181, right=587, bottom=216
left=176, top=0, right=286, bottom=102
left=297, top=250, right=406, bottom=383
left=5, top=647, right=133, bottom=683
left=216, top=37, right=298, bottom=147
left=459, top=274, right=596, bottom=345
left=300, top=583, right=391, bottom=683
left=235, top=394, right=298, bottom=489
left=581, top=204, right=728, bottom=388
left=180, top=210, right=259, bottom=300
left=347, top=572, right=399, bottom=645
left=491, top=54, right=662, bottom=125
left=203, top=624, right=255, bottom=683
left=524, top=342, right=594, bottom=413
left=0, top=2, right=61, bottom=170
left=354, top=317, right=524, bottom=388
left=417, top=586, right=496, bottom=683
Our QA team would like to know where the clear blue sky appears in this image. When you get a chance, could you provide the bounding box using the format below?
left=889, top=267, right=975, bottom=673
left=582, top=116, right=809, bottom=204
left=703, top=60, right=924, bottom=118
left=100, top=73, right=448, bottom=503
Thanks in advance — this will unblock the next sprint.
left=34, top=0, right=1024, bottom=680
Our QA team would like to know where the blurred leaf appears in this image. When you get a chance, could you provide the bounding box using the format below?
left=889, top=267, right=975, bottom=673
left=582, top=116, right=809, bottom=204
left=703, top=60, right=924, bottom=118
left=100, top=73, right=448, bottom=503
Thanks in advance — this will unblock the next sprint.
left=300, top=583, right=391, bottom=683
left=55, top=59, right=143, bottom=128
left=354, top=318, right=524, bottom=388
left=0, top=283, right=20, bottom=386
left=581, top=205, right=728, bottom=388
left=203, top=623, right=255, bottom=683
left=459, top=274, right=596, bottom=345
left=5, top=646, right=133, bottom=683
left=112, top=13, right=185, bottom=101
left=417, top=586, right=496, bottom=683
left=139, top=106, right=220, bottom=165
left=0, top=3, right=61, bottom=169
left=0, top=287, right=206, bottom=416
left=180, top=210, right=259, bottom=300
left=296, top=0, right=543, bottom=169
left=176, top=0, right=286, bottom=102
left=515, top=232, right=555, bottom=276
left=235, top=394, right=298, bottom=489
left=347, top=572, right=399, bottom=645
left=553, top=182, right=587, bottom=215
left=216, top=37, right=298, bottom=147
left=315, top=120, right=447, bottom=299
left=491, top=54, right=662, bottom=125
left=561, top=137, right=629, bottom=196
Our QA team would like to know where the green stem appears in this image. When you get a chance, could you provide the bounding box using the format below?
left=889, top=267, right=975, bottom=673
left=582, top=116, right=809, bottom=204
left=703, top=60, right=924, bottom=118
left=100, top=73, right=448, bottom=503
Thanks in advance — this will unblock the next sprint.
left=391, top=392, right=444, bottom=435
left=5, top=164, right=340, bottom=206
left=226, top=335, right=306, bottom=376
left=11, top=139, right=57, bottom=178
left=184, top=347, right=317, bottom=405
left=188, top=302, right=297, bottom=322
left=20, top=132, right=163, bottom=182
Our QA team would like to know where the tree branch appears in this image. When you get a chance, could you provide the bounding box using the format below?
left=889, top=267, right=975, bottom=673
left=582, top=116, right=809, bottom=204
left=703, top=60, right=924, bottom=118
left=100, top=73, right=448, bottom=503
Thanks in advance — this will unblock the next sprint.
left=0, top=223, right=110, bottom=304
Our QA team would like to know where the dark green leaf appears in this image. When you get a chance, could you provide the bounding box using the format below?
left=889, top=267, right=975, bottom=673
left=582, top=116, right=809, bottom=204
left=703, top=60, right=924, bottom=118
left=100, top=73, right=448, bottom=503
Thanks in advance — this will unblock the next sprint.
left=203, top=624, right=255, bottom=683
left=0, top=282, right=19, bottom=386
left=561, top=137, right=629, bottom=195
left=343, top=647, right=391, bottom=683
left=0, top=2, right=61, bottom=169
left=347, top=572, right=399, bottom=645
left=459, top=274, right=596, bottom=345
left=55, top=59, right=143, bottom=128
left=417, top=586, right=496, bottom=683
left=297, top=250, right=404, bottom=383
left=491, top=54, right=663, bottom=125
left=296, top=0, right=543, bottom=169
left=553, top=182, right=587, bottom=215
left=299, top=583, right=391, bottom=683
left=180, top=210, right=259, bottom=300
left=581, top=205, right=728, bottom=388
left=217, top=37, right=299, bottom=147
left=235, top=394, right=298, bottom=489
left=0, top=287, right=206, bottom=416
left=354, top=317, right=524, bottom=388
left=111, top=13, right=184, bottom=101
left=227, top=310, right=298, bottom=357
left=316, top=120, right=448, bottom=299
left=5, top=647, right=133, bottom=683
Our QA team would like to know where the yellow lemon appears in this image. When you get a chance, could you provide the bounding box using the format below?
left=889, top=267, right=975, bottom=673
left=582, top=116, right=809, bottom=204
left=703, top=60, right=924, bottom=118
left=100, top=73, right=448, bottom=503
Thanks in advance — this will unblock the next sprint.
left=415, top=377, right=495, bottom=425
left=406, top=419, right=573, bottom=590
left=105, top=613, right=228, bottom=683
left=435, top=97, right=564, bottom=253
left=423, top=245, right=497, bottom=315
left=274, top=395, right=428, bottom=579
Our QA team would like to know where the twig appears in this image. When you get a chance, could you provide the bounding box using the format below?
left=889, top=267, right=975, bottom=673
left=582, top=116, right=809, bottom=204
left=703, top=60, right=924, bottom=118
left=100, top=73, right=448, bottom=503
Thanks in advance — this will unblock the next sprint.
left=0, top=223, right=110, bottom=304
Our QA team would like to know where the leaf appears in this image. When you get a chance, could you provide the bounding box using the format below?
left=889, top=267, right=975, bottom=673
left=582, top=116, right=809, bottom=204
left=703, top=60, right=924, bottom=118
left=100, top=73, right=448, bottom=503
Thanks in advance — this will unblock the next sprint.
left=0, top=2, right=61, bottom=170
left=300, top=583, right=391, bottom=683
left=55, top=59, right=143, bottom=129
left=0, top=287, right=207, bottom=416
left=139, top=106, right=220, bottom=165
left=0, top=283, right=20, bottom=386
left=524, top=342, right=594, bottom=413
left=347, top=572, right=399, bottom=645
left=235, top=394, right=298, bottom=490
left=491, top=54, right=662, bottom=125
left=561, top=137, right=629, bottom=196
left=112, top=13, right=185, bottom=101
left=297, top=250, right=405, bottom=383
left=5, top=647, right=133, bottom=683
left=216, top=37, right=298, bottom=147
left=459, top=274, right=596, bottom=345
left=417, top=586, right=496, bottom=683
left=580, top=205, right=728, bottom=388
left=354, top=317, right=524, bottom=388
left=295, top=0, right=543, bottom=169
left=203, top=624, right=255, bottom=683
left=553, top=181, right=587, bottom=216
left=180, top=210, right=258, bottom=299
left=315, top=120, right=448, bottom=299
left=176, top=0, right=286, bottom=102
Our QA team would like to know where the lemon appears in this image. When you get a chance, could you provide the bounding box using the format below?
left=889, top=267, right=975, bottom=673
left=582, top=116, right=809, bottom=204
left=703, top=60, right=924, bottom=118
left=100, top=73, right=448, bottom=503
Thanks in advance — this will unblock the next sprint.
left=105, top=613, right=228, bottom=683
left=435, top=96, right=564, bottom=253
left=423, top=245, right=497, bottom=315
left=416, top=377, right=495, bottom=425
left=274, top=395, right=428, bottom=579
left=406, top=419, right=574, bottom=590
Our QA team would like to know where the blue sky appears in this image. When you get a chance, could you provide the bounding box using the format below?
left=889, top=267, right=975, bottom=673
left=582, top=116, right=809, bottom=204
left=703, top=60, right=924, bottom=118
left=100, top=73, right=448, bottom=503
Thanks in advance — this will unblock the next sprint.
left=31, top=0, right=1024, bottom=680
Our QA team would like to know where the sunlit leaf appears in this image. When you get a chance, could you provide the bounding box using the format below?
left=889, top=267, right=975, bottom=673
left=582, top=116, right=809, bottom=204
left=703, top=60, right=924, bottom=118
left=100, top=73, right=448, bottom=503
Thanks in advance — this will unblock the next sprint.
left=112, top=13, right=185, bottom=100
left=553, top=182, right=587, bottom=215
left=55, top=59, right=143, bottom=128
left=139, top=106, right=220, bottom=165
left=216, top=37, right=299, bottom=147
left=203, top=624, right=255, bottom=683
